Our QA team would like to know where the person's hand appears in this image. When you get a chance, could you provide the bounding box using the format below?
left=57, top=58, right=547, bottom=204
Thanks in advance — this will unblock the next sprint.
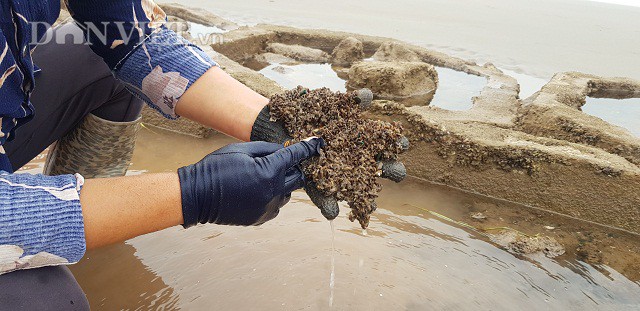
left=178, top=138, right=324, bottom=227
left=250, top=88, right=408, bottom=220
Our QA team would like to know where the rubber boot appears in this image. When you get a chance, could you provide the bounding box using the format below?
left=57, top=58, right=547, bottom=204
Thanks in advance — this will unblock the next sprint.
left=44, top=114, right=141, bottom=178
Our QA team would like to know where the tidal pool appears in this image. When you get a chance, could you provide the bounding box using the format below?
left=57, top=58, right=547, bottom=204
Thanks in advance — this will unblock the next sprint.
left=61, top=127, right=640, bottom=310
left=429, top=67, right=486, bottom=111
left=499, top=68, right=549, bottom=100
left=259, top=63, right=347, bottom=92
left=257, top=62, right=490, bottom=111
left=189, top=22, right=227, bottom=36
left=582, top=97, right=640, bottom=137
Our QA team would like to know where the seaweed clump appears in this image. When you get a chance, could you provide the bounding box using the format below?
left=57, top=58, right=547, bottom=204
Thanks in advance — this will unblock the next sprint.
left=269, top=86, right=405, bottom=228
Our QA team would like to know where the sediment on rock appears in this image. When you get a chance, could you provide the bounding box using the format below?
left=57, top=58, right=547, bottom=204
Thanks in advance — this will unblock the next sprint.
left=369, top=100, right=640, bottom=233
left=517, top=72, right=640, bottom=166
left=347, top=61, right=438, bottom=102
left=158, top=3, right=237, bottom=30
left=490, top=230, right=565, bottom=258
left=331, top=37, right=365, bottom=66
left=373, top=41, right=421, bottom=62
left=266, top=43, right=330, bottom=63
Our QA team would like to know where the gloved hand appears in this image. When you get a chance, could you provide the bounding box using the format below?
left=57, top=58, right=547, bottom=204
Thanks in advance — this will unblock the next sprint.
left=178, top=138, right=324, bottom=227
left=250, top=88, right=408, bottom=221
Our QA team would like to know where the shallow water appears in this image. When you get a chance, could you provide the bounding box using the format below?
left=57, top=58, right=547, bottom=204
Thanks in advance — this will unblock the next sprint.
left=329, top=220, right=336, bottom=308
left=258, top=63, right=347, bottom=92
left=499, top=68, right=549, bottom=100
left=252, top=51, right=640, bottom=138
left=189, top=22, right=227, bottom=35
left=257, top=62, right=488, bottom=110
left=62, top=127, right=640, bottom=310
left=583, top=97, right=640, bottom=137
left=429, top=67, right=486, bottom=111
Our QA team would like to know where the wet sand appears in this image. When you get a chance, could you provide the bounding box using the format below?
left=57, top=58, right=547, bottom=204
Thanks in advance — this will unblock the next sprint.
left=63, top=127, right=640, bottom=310
left=166, top=0, right=640, bottom=81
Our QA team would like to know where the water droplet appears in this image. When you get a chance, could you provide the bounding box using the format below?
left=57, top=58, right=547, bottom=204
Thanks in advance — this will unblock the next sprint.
left=329, top=220, right=336, bottom=308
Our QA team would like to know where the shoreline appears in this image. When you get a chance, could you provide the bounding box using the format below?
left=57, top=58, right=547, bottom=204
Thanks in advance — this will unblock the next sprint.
left=588, top=0, right=640, bottom=8
left=165, top=0, right=640, bottom=81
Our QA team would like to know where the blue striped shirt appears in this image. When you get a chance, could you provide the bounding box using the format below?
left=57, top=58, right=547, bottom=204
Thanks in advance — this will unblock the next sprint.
left=0, top=0, right=215, bottom=274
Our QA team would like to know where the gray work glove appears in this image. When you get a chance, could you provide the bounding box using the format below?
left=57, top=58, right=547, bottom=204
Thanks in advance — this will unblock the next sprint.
left=250, top=88, right=408, bottom=220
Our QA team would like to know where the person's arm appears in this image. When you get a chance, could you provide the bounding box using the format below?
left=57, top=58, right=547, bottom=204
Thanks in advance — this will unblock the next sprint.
left=80, top=173, right=183, bottom=249
left=66, top=0, right=273, bottom=141
left=174, top=66, right=267, bottom=142
left=0, top=172, right=86, bottom=275
left=82, top=138, right=323, bottom=248
left=1, top=139, right=322, bottom=275
left=0, top=171, right=181, bottom=275
left=66, top=0, right=266, bottom=141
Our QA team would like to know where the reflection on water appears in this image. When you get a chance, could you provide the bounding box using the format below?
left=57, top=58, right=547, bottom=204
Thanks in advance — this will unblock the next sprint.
left=500, top=68, right=549, bottom=100
left=255, top=58, right=639, bottom=135
left=259, top=63, right=347, bottom=92
left=66, top=127, right=640, bottom=310
left=430, top=67, right=486, bottom=111
left=582, top=97, right=640, bottom=137
left=257, top=62, right=489, bottom=111
left=329, top=220, right=336, bottom=308
left=189, top=22, right=227, bottom=36
left=69, top=243, right=179, bottom=310
left=496, top=70, right=639, bottom=137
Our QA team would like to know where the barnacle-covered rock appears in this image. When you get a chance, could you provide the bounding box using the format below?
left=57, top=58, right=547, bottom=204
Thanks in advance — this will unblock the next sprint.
left=373, top=41, right=421, bottom=62
left=269, top=87, right=405, bottom=228
left=347, top=61, right=438, bottom=103
left=331, top=37, right=365, bottom=66
left=266, top=43, right=330, bottom=63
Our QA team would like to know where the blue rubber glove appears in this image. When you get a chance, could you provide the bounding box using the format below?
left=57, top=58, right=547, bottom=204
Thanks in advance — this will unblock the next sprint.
left=178, top=138, right=324, bottom=227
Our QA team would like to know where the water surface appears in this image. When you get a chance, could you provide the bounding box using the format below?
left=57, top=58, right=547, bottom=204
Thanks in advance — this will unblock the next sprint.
left=582, top=97, right=640, bottom=137
left=65, top=128, right=640, bottom=310
left=258, top=63, right=347, bottom=92
left=429, top=67, right=486, bottom=111
left=499, top=68, right=549, bottom=100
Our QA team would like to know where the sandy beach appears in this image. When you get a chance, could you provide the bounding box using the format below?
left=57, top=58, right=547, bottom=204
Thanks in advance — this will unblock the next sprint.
left=167, top=0, right=640, bottom=81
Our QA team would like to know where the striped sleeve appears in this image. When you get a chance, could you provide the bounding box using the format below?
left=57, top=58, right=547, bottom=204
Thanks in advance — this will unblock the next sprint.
left=0, top=171, right=86, bottom=275
left=66, top=0, right=216, bottom=119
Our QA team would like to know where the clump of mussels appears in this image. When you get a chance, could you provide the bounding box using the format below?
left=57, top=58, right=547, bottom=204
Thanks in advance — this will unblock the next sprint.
left=269, top=86, right=405, bottom=228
